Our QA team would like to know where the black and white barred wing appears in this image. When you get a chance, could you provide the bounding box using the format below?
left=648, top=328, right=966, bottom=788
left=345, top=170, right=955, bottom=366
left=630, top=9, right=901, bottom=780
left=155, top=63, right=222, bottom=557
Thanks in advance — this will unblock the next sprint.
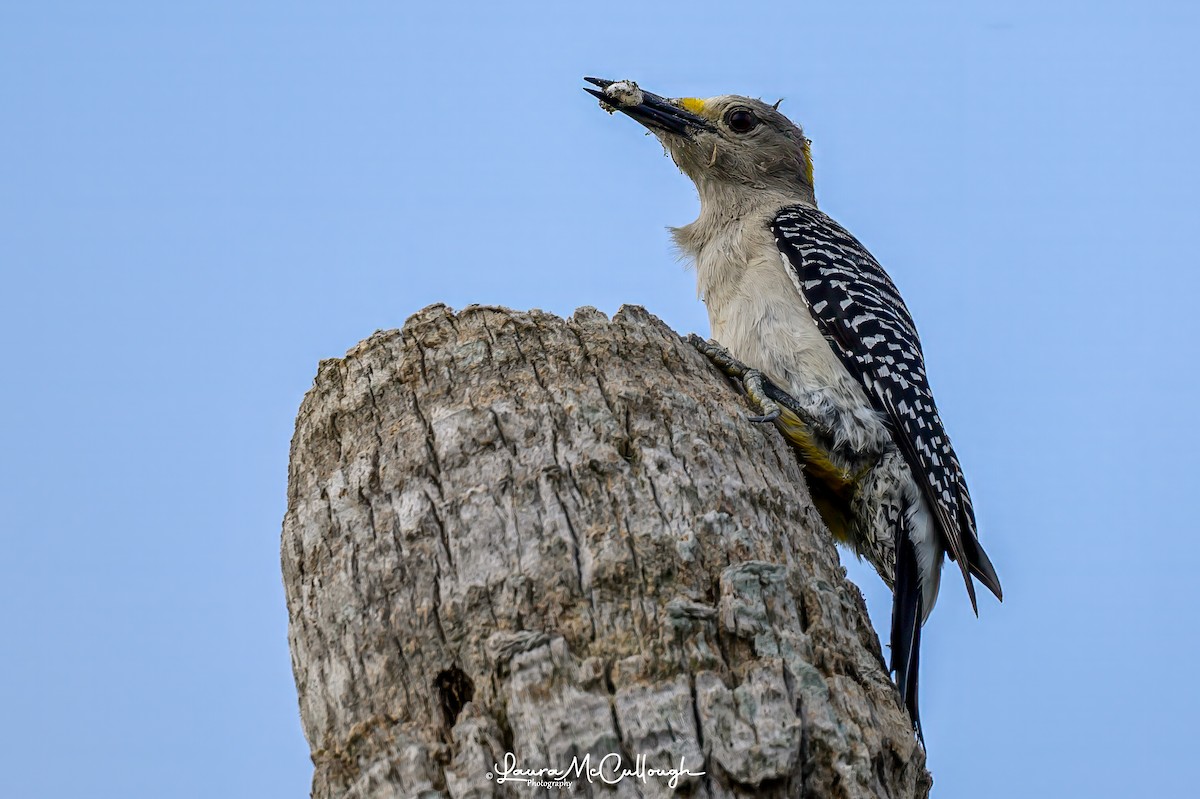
left=772, top=205, right=1001, bottom=605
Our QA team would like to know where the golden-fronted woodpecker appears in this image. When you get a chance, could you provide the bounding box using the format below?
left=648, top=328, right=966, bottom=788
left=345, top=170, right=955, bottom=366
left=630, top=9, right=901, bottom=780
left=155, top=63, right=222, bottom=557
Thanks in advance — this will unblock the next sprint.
left=585, top=77, right=1002, bottom=738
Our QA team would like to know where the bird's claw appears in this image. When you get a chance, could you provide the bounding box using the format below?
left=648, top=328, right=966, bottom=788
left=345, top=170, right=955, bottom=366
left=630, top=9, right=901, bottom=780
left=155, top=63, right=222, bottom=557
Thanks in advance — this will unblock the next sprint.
left=689, top=335, right=749, bottom=379
left=690, top=336, right=786, bottom=422
left=742, top=369, right=782, bottom=423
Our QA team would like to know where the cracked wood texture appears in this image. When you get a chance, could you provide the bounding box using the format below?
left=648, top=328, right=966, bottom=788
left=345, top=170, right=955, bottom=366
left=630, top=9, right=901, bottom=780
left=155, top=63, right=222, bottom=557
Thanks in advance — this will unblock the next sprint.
left=282, top=304, right=931, bottom=799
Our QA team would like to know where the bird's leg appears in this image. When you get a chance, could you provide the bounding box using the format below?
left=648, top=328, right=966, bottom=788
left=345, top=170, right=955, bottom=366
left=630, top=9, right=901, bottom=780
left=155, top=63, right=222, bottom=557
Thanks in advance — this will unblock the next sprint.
left=688, top=335, right=864, bottom=496
left=688, top=335, right=782, bottom=422
left=689, top=334, right=827, bottom=431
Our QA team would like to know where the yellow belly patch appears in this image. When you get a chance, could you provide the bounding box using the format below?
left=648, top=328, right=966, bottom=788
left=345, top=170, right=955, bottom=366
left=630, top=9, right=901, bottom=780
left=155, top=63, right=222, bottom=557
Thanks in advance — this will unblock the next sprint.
left=774, top=407, right=853, bottom=493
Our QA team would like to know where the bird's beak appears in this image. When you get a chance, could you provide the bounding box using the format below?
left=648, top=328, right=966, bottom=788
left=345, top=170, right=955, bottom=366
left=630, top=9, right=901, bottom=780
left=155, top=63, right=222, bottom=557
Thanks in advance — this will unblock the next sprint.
left=584, top=77, right=713, bottom=137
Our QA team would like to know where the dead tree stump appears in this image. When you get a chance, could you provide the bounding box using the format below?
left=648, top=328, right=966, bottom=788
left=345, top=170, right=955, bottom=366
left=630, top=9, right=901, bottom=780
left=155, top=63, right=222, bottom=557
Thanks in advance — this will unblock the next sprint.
left=281, top=304, right=931, bottom=798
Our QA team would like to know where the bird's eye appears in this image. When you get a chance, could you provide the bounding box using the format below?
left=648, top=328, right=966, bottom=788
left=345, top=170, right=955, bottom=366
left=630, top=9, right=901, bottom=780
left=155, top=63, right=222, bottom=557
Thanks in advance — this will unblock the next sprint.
left=725, top=108, right=759, bottom=133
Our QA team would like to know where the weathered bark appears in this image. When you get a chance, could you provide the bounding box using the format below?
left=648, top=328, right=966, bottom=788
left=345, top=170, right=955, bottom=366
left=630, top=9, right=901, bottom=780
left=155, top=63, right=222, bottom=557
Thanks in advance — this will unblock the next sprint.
left=282, top=304, right=931, bottom=798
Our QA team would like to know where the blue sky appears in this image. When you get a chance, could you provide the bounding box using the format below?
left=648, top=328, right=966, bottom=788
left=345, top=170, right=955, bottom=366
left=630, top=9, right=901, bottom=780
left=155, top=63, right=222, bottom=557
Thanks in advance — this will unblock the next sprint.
left=2, top=2, right=1197, bottom=796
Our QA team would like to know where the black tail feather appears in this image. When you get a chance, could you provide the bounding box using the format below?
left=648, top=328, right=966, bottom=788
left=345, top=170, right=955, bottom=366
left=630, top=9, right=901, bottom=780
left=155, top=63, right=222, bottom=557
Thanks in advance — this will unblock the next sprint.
left=961, top=529, right=1003, bottom=603
left=891, top=529, right=924, bottom=742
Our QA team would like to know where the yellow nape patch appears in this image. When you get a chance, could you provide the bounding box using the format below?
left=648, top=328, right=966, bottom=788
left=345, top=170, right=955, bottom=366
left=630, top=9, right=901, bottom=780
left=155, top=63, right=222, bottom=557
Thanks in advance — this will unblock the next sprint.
left=800, top=139, right=814, bottom=186
left=678, top=97, right=706, bottom=114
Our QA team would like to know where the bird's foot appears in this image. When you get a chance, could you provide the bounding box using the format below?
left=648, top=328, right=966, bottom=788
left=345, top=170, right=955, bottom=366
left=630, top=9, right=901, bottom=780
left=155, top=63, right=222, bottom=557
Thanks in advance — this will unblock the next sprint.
left=689, top=334, right=862, bottom=494
left=688, top=335, right=782, bottom=423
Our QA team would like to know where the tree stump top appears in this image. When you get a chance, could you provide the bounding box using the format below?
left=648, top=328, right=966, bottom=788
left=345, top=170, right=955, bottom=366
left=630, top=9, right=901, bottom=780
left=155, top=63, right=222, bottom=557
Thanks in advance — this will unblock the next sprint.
left=282, top=304, right=930, bottom=798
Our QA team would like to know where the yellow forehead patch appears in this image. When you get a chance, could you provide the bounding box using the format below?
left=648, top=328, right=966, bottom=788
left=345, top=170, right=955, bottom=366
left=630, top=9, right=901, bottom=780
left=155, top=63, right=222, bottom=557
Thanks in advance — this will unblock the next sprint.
left=678, top=97, right=706, bottom=114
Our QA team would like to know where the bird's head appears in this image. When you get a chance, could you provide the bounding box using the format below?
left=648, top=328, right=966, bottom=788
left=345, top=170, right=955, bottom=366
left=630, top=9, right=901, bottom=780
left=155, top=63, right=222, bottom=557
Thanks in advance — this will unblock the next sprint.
left=585, top=77, right=814, bottom=203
